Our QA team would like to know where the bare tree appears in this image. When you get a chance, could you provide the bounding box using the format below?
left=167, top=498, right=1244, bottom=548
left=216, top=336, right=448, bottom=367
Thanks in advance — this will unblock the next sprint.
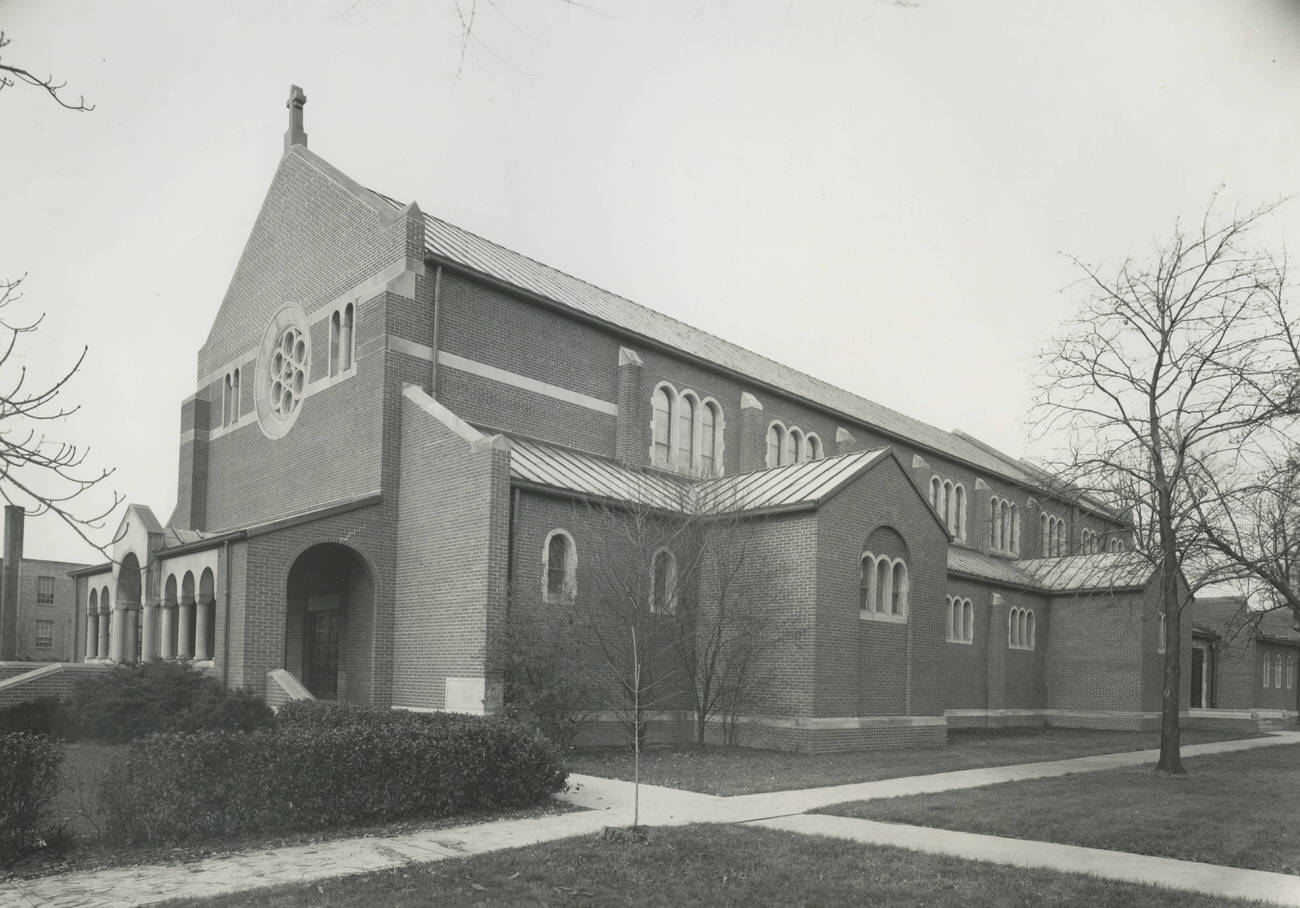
left=0, top=276, right=121, bottom=546
left=0, top=29, right=93, bottom=111
left=660, top=494, right=790, bottom=748
left=506, top=474, right=793, bottom=824
left=1032, top=201, right=1296, bottom=774
left=1194, top=452, right=1300, bottom=629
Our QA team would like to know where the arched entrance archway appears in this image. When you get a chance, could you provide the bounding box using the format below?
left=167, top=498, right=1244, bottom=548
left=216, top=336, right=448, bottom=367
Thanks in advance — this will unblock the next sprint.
left=114, top=553, right=142, bottom=664
left=285, top=544, right=373, bottom=701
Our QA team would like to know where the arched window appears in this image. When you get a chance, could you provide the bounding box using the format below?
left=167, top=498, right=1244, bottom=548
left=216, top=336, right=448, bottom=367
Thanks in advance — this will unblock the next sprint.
left=222, top=369, right=241, bottom=428
left=1009, top=504, right=1019, bottom=553
left=861, top=553, right=908, bottom=621
left=875, top=556, right=893, bottom=615
left=1009, top=608, right=1036, bottom=650
left=330, top=310, right=341, bottom=376
left=946, top=597, right=974, bottom=643
left=652, top=385, right=673, bottom=468
left=542, top=530, right=577, bottom=604
left=1264, top=654, right=1272, bottom=687
left=1157, top=612, right=1167, bottom=653
left=991, top=498, right=1003, bottom=551
left=1042, top=514, right=1065, bottom=557
left=700, top=401, right=718, bottom=476
left=651, top=549, right=677, bottom=614
left=785, top=427, right=802, bottom=464
left=1040, top=513, right=1049, bottom=555
left=891, top=562, right=908, bottom=616
left=342, top=303, right=355, bottom=372
left=930, top=476, right=942, bottom=510
left=806, top=433, right=822, bottom=460
left=677, top=393, right=697, bottom=470
left=1288, top=656, right=1295, bottom=690
left=860, top=557, right=877, bottom=612
left=766, top=422, right=785, bottom=468
left=1276, top=653, right=1284, bottom=688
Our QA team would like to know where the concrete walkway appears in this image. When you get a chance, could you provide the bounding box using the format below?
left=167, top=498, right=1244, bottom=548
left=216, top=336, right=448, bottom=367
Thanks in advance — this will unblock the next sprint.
left=2, top=731, right=1297, bottom=907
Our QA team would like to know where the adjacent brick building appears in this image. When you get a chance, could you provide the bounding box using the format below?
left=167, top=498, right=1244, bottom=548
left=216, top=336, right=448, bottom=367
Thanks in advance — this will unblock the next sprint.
left=0, top=507, right=87, bottom=664
left=65, top=87, right=1238, bottom=750
left=1190, top=597, right=1299, bottom=726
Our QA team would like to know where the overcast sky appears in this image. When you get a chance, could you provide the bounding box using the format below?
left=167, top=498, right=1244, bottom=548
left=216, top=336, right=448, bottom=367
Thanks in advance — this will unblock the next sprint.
left=4, top=0, right=1300, bottom=564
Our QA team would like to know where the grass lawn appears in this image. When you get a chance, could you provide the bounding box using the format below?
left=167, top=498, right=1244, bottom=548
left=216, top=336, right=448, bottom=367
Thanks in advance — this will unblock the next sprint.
left=160, top=824, right=1268, bottom=908
left=565, top=726, right=1258, bottom=795
left=820, top=742, right=1300, bottom=876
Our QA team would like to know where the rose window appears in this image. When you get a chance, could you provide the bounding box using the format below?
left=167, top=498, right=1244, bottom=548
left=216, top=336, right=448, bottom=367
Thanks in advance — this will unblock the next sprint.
left=269, top=326, right=308, bottom=420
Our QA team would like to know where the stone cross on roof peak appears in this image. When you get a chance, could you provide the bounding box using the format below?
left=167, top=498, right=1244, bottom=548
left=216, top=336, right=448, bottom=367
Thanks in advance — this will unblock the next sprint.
left=284, top=84, right=307, bottom=152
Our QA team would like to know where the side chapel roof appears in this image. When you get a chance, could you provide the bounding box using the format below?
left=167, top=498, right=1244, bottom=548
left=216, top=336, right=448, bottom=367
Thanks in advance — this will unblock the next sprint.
left=509, top=436, right=889, bottom=516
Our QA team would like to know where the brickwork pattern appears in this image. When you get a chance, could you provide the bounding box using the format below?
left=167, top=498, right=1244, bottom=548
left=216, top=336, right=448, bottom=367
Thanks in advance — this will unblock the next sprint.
left=391, top=392, right=510, bottom=711
left=814, top=454, right=949, bottom=722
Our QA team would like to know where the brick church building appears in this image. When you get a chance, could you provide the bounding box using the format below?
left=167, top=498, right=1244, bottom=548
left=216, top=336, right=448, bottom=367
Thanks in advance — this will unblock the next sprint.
left=66, top=88, right=1206, bottom=751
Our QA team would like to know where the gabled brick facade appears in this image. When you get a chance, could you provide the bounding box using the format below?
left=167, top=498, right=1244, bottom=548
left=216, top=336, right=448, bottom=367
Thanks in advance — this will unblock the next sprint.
left=56, top=89, right=1241, bottom=750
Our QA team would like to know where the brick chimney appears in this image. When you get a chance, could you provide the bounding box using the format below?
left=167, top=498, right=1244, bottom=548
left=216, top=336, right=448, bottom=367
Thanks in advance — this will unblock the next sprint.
left=0, top=506, right=24, bottom=661
left=284, top=85, right=307, bottom=152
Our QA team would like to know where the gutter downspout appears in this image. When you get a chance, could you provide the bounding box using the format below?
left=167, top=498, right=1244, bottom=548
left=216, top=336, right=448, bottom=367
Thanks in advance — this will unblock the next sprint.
left=221, top=538, right=232, bottom=686
left=429, top=264, right=443, bottom=397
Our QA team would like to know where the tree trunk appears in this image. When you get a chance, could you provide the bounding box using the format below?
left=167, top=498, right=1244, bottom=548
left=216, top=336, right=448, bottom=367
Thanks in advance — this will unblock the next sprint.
left=1155, top=556, right=1185, bottom=774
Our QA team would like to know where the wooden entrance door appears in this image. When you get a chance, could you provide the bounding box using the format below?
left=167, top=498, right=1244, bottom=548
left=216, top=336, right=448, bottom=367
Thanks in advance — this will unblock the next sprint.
left=306, top=610, right=341, bottom=699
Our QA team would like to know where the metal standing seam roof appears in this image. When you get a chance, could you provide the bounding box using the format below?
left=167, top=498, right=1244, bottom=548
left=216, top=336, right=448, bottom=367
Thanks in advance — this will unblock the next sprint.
left=946, top=548, right=1041, bottom=589
left=508, top=437, right=889, bottom=515
left=372, top=192, right=1045, bottom=491
left=1016, top=552, right=1155, bottom=593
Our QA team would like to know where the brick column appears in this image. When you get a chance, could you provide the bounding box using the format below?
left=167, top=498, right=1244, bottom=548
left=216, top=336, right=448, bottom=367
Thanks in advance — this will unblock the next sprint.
left=986, top=592, right=1007, bottom=715
left=195, top=598, right=213, bottom=660
left=141, top=600, right=157, bottom=663
left=109, top=607, right=126, bottom=662
left=159, top=604, right=176, bottom=660
left=615, top=347, right=645, bottom=465
left=974, top=479, right=992, bottom=552
left=84, top=610, right=97, bottom=661
left=0, top=505, right=23, bottom=661
left=121, top=604, right=140, bottom=665
left=834, top=426, right=859, bottom=456
left=98, top=603, right=111, bottom=659
left=739, top=392, right=767, bottom=472
left=178, top=600, right=195, bottom=658
left=174, top=395, right=210, bottom=531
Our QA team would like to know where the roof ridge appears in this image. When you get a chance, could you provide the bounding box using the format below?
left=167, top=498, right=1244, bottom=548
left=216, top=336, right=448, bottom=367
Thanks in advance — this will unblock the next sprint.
left=373, top=186, right=1049, bottom=494
left=414, top=210, right=943, bottom=437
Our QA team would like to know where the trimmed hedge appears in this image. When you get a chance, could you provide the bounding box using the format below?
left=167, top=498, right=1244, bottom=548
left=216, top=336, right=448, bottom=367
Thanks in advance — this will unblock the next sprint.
left=0, top=733, right=64, bottom=859
left=67, top=661, right=273, bottom=743
left=0, top=697, right=68, bottom=737
left=100, top=708, right=567, bottom=846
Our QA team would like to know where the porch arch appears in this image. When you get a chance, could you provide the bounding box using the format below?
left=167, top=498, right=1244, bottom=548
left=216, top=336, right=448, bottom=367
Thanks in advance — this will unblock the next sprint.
left=284, top=543, right=375, bottom=702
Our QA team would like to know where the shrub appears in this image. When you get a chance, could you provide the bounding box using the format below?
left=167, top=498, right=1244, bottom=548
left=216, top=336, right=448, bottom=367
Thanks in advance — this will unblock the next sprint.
left=0, top=697, right=69, bottom=738
left=0, top=733, right=64, bottom=860
left=100, top=713, right=567, bottom=846
left=67, top=661, right=273, bottom=742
